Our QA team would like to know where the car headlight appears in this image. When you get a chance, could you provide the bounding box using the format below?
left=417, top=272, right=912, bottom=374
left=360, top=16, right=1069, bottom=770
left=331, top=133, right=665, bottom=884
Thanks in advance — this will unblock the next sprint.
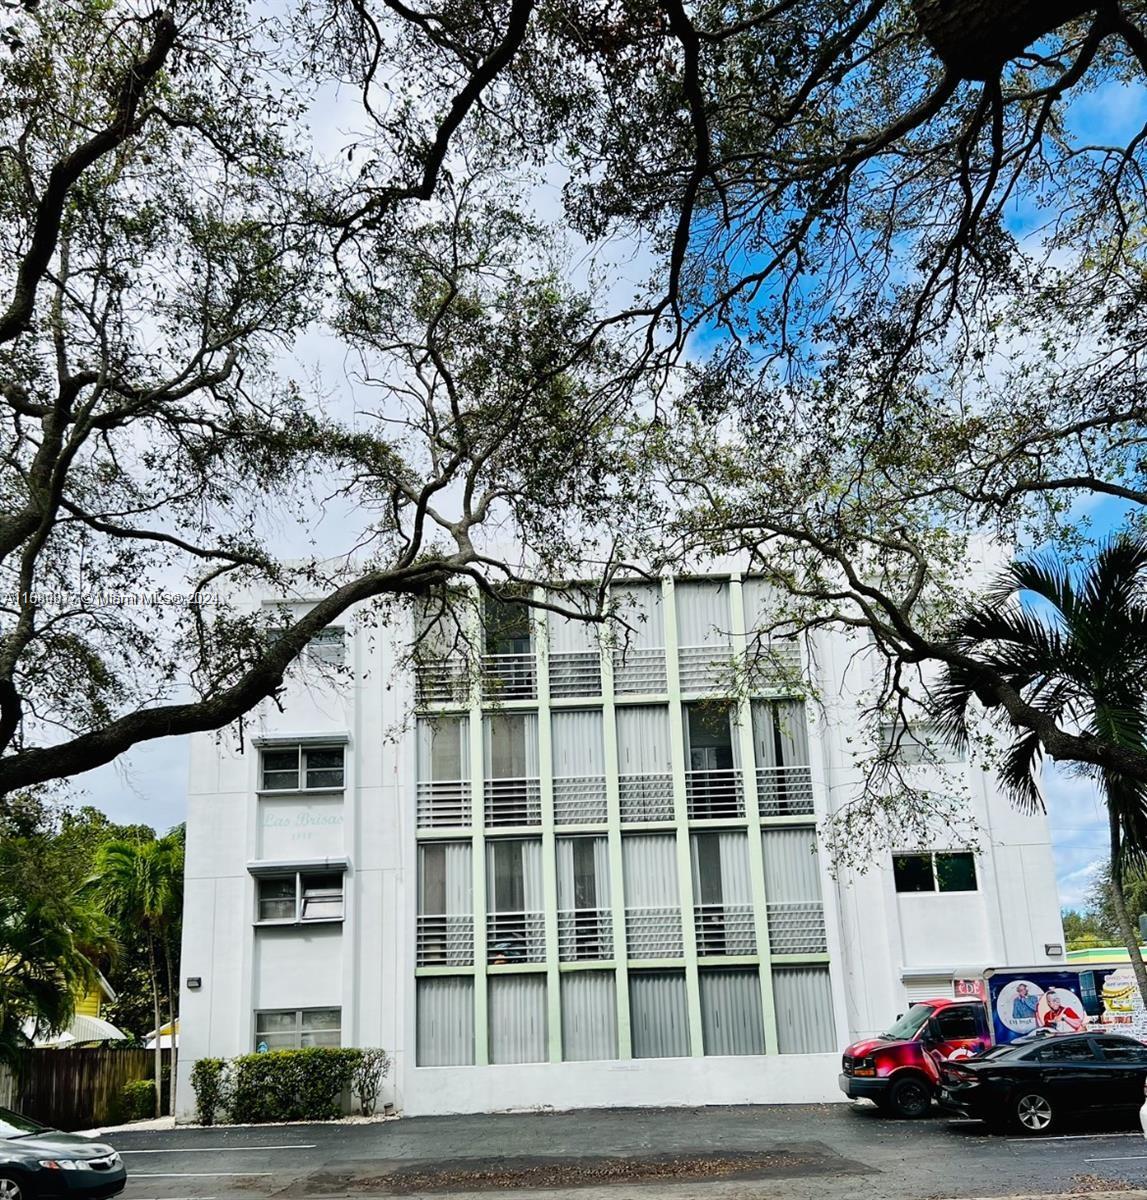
left=38, top=1159, right=81, bottom=1170
left=852, top=1056, right=877, bottom=1077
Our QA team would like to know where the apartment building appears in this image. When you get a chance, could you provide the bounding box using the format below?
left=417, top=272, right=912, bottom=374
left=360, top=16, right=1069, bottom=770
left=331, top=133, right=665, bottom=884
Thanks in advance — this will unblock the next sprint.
left=177, top=574, right=1065, bottom=1118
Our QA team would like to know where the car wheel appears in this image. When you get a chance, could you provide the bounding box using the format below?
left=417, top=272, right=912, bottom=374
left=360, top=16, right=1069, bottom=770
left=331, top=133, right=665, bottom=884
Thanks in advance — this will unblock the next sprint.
left=1014, top=1091, right=1056, bottom=1135
left=889, top=1075, right=932, bottom=1119
left=0, top=1175, right=26, bottom=1200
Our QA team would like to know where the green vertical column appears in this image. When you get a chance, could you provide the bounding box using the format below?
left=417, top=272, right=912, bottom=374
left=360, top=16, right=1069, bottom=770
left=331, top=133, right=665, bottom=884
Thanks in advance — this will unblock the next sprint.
left=663, top=576, right=704, bottom=1057
left=534, top=596, right=563, bottom=1062
left=729, top=574, right=779, bottom=1054
left=468, top=603, right=489, bottom=1065
left=601, top=615, right=632, bottom=1057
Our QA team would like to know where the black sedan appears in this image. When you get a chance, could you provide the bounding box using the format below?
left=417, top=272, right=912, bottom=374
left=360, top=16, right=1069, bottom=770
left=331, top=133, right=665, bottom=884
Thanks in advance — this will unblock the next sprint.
left=0, top=1109, right=125, bottom=1199
left=940, top=1032, right=1147, bottom=1135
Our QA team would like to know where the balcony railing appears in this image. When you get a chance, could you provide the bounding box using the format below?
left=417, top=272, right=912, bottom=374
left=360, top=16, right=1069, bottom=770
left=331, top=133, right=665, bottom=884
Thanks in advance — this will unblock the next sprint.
left=483, top=777, right=542, bottom=826
left=416, top=779, right=471, bottom=828
left=481, top=652, right=536, bottom=700
left=618, top=773, right=674, bottom=822
left=415, top=658, right=469, bottom=705
left=766, top=901, right=827, bottom=954
left=557, top=908, right=614, bottom=961
left=685, top=768, right=745, bottom=819
left=549, top=651, right=601, bottom=698
left=625, top=905, right=684, bottom=958
left=553, top=775, right=608, bottom=825
left=756, top=765, right=815, bottom=818
left=487, top=910, right=545, bottom=963
left=612, top=647, right=668, bottom=694
left=745, top=637, right=801, bottom=687
left=693, top=903, right=756, bottom=956
left=677, top=644, right=734, bottom=693
left=416, top=913, right=475, bottom=966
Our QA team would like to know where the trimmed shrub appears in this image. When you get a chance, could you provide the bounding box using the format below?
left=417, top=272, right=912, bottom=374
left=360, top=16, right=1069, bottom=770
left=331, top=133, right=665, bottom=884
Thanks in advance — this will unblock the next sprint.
left=121, top=1079, right=156, bottom=1122
left=228, top=1048, right=363, bottom=1123
left=190, top=1057, right=229, bottom=1126
left=352, top=1047, right=390, bottom=1117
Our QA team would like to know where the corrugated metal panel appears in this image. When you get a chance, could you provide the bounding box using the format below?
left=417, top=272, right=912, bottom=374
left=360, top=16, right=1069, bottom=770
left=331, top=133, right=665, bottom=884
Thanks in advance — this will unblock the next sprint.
left=629, top=971, right=690, bottom=1058
left=417, top=715, right=468, bottom=780
left=622, top=834, right=679, bottom=907
left=751, top=701, right=809, bottom=768
left=484, top=712, right=539, bottom=778
left=616, top=705, right=671, bottom=775
left=552, top=710, right=605, bottom=776
left=556, top=836, right=611, bottom=909
left=772, top=966, right=836, bottom=1054
left=700, top=969, right=765, bottom=1056
left=561, top=971, right=618, bottom=1061
left=906, top=976, right=954, bottom=1003
left=416, top=977, right=474, bottom=1066
left=675, top=580, right=731, bottom=647
left=761, top=828, right=823, bottom=904
left=488, top=975, right=548, bottom=1064
left=611, top=583, right=664, bottom=649
left=690, top=832, right=752, bottom=904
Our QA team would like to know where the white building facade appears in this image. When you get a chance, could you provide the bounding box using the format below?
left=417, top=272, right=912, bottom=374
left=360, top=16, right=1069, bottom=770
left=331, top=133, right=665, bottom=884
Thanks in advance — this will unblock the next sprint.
left=177, top=574, right=1066, bottom=1119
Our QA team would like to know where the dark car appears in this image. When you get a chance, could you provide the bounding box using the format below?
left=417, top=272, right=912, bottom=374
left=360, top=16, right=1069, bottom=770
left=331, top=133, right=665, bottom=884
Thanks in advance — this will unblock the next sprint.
left=0, top=1108, right=125, bottom=1199
left=940, top=1032, right=1147, bottom=1135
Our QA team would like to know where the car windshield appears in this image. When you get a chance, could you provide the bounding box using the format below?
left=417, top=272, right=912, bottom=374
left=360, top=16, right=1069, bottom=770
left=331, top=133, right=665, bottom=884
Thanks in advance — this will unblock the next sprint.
left=976, top=1043, right=1021, bottom=1060
left=880, top=1004, right=933, bottom=1041
left=0, top=1109, right=45, bottom=1139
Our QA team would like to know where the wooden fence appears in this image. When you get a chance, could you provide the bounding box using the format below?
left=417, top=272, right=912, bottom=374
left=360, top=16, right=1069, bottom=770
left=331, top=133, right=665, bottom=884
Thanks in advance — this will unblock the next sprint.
left=8, top=1048, right=171, bottom=1130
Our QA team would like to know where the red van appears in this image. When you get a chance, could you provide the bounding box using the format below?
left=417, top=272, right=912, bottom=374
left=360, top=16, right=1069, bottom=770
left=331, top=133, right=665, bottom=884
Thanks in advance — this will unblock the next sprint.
left=839, top=998, right=991, bottom=1117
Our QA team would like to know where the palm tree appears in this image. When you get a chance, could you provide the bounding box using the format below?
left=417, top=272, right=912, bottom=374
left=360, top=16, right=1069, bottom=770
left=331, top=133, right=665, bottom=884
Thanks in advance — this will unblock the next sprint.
left=93, top=833, right=183, bottom=1117
left=936, top=535, right=1147, bottom=1006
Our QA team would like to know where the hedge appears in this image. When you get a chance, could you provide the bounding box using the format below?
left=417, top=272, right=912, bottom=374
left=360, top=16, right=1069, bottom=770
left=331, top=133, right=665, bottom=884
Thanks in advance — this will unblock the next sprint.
left=190, top=1046, right=390, bottom=1124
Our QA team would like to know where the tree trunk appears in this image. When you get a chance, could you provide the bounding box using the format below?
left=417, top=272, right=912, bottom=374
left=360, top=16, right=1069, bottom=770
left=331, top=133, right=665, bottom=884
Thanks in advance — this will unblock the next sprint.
left=912, top=0, right=1098, bottom=79
left=146, top=931, right=162, bottom=1119
left=163, top=930, right=177, bottom=1118
left=1107, top=805, right=1147, bottom=1011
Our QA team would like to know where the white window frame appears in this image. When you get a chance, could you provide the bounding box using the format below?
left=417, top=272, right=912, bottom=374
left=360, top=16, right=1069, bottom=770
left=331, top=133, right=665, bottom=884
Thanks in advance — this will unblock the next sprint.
left=891, top=850, right=978, bottom=894
left=880, top=721, right=967, bottom=765
left=253, top=1006, right=342, bottom=1051
left=258, top=744, right=345, bottom=794
left=254, top=870, right=345, bottom=925
left=308, top=627, right=346, bottom=666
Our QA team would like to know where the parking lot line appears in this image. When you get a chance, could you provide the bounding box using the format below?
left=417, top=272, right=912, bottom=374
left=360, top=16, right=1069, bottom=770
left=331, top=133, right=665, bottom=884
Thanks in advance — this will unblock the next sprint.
left=1007, top=1132, right=1143, bottom=1143
left=132, top=1172, right=278, bottom=1178
left=1083, top=1154, right=1147, bottom=1162
left=121, top=1144, right=317, bottom=1155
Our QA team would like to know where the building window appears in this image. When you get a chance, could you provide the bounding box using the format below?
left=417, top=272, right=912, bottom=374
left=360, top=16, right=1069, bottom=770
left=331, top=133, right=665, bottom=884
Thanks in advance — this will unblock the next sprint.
left=256, top=871, right=344, bottom=923
left=260, top=745, right=345, bottom=791
left=892, top=851, right=977, bottom=893
left=308, top=627, right=346, bottom=666
left=254, top=1007, right=341, bottom=1051
left=880, top=721, right=966, bottom=764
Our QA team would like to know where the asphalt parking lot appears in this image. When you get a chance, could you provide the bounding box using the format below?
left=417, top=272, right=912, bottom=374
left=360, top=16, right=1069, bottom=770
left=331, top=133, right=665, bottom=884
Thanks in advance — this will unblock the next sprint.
left=105, top=1102, right=1147, bottom=1200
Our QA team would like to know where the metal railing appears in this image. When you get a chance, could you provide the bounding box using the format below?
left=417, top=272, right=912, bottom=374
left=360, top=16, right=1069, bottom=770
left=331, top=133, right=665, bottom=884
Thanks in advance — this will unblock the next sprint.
left=766, top=902, right=827, bottom=954
left=625, top=905, right=684, bottom=958
left=745, top=637, right=801, bottom=687
left=553, top=775, right=608, bottom=825
left=415, top=658, right=469, bottom=705
left=756, top=765, right=815, bottom=817
left=416, top=913, right=475, bottom=966
left=693, top=903, right=756, bottom=956
left=677, top=644, right=734, bottom=693
left=486, top=910, right=545, bottom=963
left=557, top=908, right=614, bottom=961
left=685, top=768, right=745, bottom=819
left=416, top=779, right=471, bottom=828
left=483, top=777, right=542, bottom=826
left=612, top=647, right=668, bottom=694
left=481, top=652, right=536, bottom=700
left=618, top=773, right=675, bottom=822
left=549, top=651, right=602, bottom=698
